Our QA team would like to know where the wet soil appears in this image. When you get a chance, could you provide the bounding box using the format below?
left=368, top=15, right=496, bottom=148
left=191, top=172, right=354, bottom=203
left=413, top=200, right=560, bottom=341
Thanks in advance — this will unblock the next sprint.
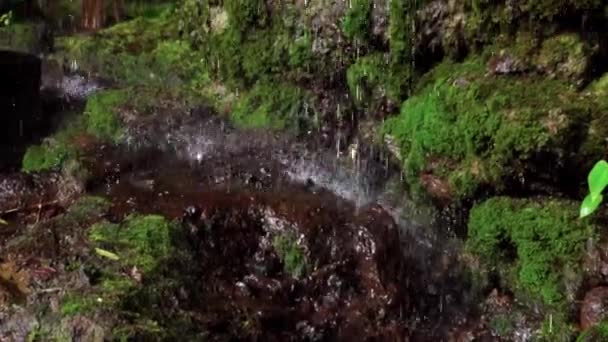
left=1, top=81, right=489, bottom=341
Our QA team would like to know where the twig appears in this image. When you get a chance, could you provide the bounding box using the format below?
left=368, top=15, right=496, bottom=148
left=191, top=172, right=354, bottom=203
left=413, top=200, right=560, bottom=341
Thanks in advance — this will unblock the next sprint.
left=36, top=200, right=43, bottom=224
left=1, top=200, right=60, bottom=216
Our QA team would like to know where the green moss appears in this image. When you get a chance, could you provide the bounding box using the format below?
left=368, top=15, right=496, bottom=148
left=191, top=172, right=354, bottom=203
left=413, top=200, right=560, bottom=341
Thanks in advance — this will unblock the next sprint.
left=382, top=54, right=596, bottom=199
left=287, top=32, right=313, bottom=70
left=67, top=196, right=111, bottom=222
left=89, top=214, right=174, bottom=273
left=387, top=0, right=417, bottom=99
left=21, top=116, right=89, bottom=173
left=84, top=89, right=128, bottom=141
left=22, top=142, right=77, bottom=173
left=342, top=0, right=372, bottom=43
left=273, top=232, right=308, bottom=279
left=489, top=313, right=516, bottom=337
left=225, top=0, right=269, bottom=35
left=0, top=22, right=39, bottom=53
left=467, top=197, right=595, bottom=305
left=538, top=313, right=576, bottom=341
left=61, top=294, right=96, bottom=316
left=536, top=33, right=591, bottom=84
left=347, top=53, right=389, bottom=105
left=231, top=82, right=312, bottom=131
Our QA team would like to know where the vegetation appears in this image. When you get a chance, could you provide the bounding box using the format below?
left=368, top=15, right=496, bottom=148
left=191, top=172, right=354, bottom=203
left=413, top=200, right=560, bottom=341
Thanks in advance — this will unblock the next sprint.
left=580, top=160, right=608, bottom=218
left=231, top=82, right=312, bottom=131
left=346, top=53, right=389, bottom=106
left=21, top=117, right=88, bottom=173
left=382, top=51, right=602, bottom=200
left=342, top=0, right=372, bottom=43
left=577, top=321, right=608, bottom=341
left=89, top=214, right=174, bottom=273
left=83, top=89, right=127, bottom=141
left=467, top=197, right=595, bottom=305
left=273, top=232, right=308, bottom=279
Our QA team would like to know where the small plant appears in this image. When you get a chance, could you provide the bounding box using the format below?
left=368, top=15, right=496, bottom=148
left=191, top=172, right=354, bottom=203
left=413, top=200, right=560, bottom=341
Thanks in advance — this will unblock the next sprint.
left=0, top=11, right=13, bottom=27
left=580, top=160, right=608, bottom=218
left=273, top=232, right=308, bottom=279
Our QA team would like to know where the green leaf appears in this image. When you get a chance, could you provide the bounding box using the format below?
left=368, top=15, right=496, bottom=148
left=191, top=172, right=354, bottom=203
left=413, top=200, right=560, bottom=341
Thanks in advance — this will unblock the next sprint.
left=0, top=218, right=6, bottom=225
left=588, top=160, right=608, bottom=196
left=94, top=247, right=120, bottom=261
left=580, top=193, right=603, bottom=218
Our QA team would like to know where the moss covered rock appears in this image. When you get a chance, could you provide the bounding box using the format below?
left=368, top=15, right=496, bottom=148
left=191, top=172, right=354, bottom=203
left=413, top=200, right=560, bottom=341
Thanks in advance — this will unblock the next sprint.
left=467, top=196, right=595, bottom=306
left=231, top=82, right=314, bottom=131
left=0, top=22, right=48, bottom=54
left=382, top=50, right=605, bottom=200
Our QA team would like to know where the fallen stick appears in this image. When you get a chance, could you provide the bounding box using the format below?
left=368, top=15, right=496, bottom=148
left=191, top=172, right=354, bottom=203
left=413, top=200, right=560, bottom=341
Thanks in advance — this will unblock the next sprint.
left=1, top=200, right=60, bottom=216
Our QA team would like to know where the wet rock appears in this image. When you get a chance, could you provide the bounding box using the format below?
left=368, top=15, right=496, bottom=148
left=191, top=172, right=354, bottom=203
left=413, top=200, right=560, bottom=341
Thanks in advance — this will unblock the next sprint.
left=488, top=51, right=529, bottom=75
left=0, top=50, right=42, bottom=170
left=416, top=0, right=466, bottom=60
left=0, top=172, right=61, bottom=213
left=581, top=287, right=608, bottom=330
left=420, top=173, right=452, bottom=200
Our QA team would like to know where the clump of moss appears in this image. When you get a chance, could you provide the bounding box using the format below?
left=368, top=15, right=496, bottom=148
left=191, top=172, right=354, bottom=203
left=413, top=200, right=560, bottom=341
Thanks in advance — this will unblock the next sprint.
left=67, top=196, right=110, bottom=220
left=387, top=0, right=417, bottom=99
left=89, top=214, right=174, bottom=274
left=61, top=294, right=97, bottom=316
left=342, top=0, right=372, bottom=43
left=347, top=53, right=390, bottom=106
left=273, top=232, right=308, bottom=279
left=467, top=197, right=594, bottom=305
left=536, top=33, right=592, bottom=85
left=22, top=140, right=78, bottom=173
left=382, top=54, right=597, bottom=200
left=21, top=117, right=89, bottom=173
left=84, top=89, right=128, bottom=142
left=231, top=82, right=312, bottom=131
left=0, top=22, right=40, bottom=53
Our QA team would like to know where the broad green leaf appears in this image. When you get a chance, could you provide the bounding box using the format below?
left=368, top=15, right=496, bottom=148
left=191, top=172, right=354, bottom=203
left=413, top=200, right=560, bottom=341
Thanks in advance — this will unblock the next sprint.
left=588, top=160, right=608, bottom=196
left=0, top=218, right=6, bottom=225
left=94, top=247, right=120, bottom=261
left=580, top=193, right=603, bottom=218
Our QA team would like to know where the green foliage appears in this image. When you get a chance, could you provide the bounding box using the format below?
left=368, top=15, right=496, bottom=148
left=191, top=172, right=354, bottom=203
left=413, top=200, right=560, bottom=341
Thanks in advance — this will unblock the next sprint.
left=467, top=197, right=594, bottom=305
left=231, top=82, right=312, bottom=131
left=84, top=89, right=127, bottom=141
left=342, top=0, right=372, bottom=43
left=580, top=160, right=608, bottom=218
left=273, top=232, right=308, bottom=279
left=89, top=214, right=174, bottom=273
left=382, top=55, right=596, bottom=200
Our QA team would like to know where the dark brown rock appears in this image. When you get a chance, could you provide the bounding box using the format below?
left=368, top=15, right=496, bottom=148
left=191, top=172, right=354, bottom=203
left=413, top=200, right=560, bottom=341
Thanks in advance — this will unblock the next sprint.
left=581, top=287, right=608, bottom=330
